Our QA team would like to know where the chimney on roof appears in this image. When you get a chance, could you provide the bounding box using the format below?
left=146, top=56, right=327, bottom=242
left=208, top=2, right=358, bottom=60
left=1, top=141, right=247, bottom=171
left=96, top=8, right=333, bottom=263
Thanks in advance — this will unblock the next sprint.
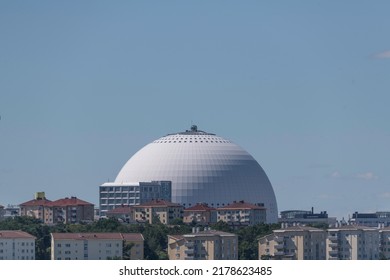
left=239, top=200, right=244, bottom=203
left=311, top=207, right=314, bottom=214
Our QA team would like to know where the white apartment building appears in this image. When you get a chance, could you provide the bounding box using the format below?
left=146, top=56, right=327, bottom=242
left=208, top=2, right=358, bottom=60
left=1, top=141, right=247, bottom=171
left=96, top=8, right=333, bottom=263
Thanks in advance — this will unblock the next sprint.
left=51, top=232, right=144, bottom=260
left=258, top=225, right=326, bottom=260
left=0, top=230, right=36, bottom=260
left=326, top=225, right=380, bottom=260
left=379, top=227, right=390, bottom=259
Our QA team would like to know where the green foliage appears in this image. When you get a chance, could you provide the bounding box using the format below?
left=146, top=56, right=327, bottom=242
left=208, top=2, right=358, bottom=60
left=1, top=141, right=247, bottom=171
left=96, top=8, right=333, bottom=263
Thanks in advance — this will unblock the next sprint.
left=210, top=221, right=232, bottom=232
left=0, top=216, right=281, bottom=260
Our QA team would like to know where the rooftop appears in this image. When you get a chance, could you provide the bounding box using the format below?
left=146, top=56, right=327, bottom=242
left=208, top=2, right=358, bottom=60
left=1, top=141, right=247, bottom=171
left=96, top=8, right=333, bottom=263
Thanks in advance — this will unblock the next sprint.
left=0, top=230, right=36, bottom=239
left=51, top=232, right=144, bottom=241
left=184, top=203, right=216, bottom=212
left=19, top=197, right=52, bottom=207
left=217, top=200, right=266, bottom=210
left=49, top=197, right=94, bottom=207
left=134, top=199, right=182, bottom=208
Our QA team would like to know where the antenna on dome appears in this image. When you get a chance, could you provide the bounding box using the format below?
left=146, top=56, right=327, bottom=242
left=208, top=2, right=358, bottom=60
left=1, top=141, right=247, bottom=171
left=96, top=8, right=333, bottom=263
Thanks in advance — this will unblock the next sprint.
left=191, top=124, right=198, bottom=132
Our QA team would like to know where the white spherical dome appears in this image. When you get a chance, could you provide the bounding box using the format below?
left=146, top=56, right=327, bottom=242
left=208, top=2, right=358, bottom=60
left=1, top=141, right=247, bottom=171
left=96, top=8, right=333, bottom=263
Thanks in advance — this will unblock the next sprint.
left=115, top=126, right=278, bottom=223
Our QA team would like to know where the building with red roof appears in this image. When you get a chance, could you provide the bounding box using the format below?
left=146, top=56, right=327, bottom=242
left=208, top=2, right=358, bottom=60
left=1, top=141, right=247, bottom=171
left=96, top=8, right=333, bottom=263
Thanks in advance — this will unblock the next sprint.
left=19, top=192, right=94, bottom=224
left=183, top=203, right=217, bottom=225
left=51, top=232, right=144, bottom=260
left=0, top=230, right=36, bottom=260
left=133, top=199, right=183, bottom=224
left=217, top=200, right=267, bottom=226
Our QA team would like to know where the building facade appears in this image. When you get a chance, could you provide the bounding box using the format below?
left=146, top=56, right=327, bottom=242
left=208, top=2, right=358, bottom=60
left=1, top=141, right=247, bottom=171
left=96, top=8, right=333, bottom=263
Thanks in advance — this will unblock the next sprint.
left=99, top=181, right=171, bottom=217
left=168, top=230, right=238, bottom=260
left=279, top=209, right=337, bottom=227
left=326, top=225, right=380, bottom=260
left=50, top=197, right=94, bottom=224
left=349, top=211, right=390, bottom=227
left=133, top=199, right=183, bottom=224
left=217, top=200, right=266, bottom=226
left=0, top=230, right=36, bottom=260
left=19, top=192, right=53, bottom=223
left=183, top=203, right=217, bottom=225
left=258, top=225, right=326, bottom=260
left=51, top=232, right=144, bottom=260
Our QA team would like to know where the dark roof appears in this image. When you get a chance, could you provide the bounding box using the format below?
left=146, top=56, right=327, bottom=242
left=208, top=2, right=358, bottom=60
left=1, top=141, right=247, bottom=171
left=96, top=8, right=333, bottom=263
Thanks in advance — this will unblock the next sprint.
left=134, top=199, right=182, bottom=208
left=217, top=200, right=266, bottom=210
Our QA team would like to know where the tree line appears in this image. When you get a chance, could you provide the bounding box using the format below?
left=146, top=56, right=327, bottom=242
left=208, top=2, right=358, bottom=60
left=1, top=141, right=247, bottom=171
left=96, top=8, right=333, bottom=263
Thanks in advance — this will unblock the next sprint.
left=0, top=216, right=280, bottom=260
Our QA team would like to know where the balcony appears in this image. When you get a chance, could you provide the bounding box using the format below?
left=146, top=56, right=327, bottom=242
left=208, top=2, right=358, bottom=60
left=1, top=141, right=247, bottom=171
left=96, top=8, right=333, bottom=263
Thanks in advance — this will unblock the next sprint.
left=274, top=251, right=285, bottom=256
left=184, top=249, right=194, bottom=254
left=328, top=250, right=338, bottom=255
left=274, top=244, right=284, bottom=250
left=185, top=256, right=194, bottom=260
left=328, top=235, right=338, bottom=241
left=328, top=256, right=339, bottom=260
left=329, top=242, right=338, bottom=248
left=185, top=242, right=194, bottom=248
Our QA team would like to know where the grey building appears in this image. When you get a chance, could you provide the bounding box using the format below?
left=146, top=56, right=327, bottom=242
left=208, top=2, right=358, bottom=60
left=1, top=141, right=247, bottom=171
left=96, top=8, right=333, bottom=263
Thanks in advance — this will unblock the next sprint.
left=99, top=181, right=171, bottom=217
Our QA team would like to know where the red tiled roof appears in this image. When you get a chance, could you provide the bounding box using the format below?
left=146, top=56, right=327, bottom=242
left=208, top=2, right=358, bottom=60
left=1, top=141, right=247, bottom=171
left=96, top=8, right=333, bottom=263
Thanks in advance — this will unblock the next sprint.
left=51, top=232, right=143, bottom=241
left=0, top=230, right=36, bottom=239
left=184, top=203, right=216, bottom=212
left=217, top=201, right=266, bottom=210
left=19, top=198, right=52, bottom=207
left=134, top=199, right=182, bottom=208
left=49, top=197, right=94, bottom=207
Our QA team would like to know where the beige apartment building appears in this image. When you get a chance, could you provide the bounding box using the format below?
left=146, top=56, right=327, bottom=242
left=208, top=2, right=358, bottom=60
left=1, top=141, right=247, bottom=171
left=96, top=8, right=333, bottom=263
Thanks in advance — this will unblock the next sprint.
left=19, top=192, right=53, bottom=223
left=259, top=225, right=326, bottom=260
left=168, top=230, right=238, bottom=260
left=133, top=199, right=183, bottom=224
left=0, top=230, right=36, bottom=260
left=183, top=203, right=217, bottom=225
left=217, top=200, right=266, bottom=226
left=51, top=232, right=144, bottom=260
left=20, top=193, right=94, bottom=224
left=326, top=225, right=380, bottom=260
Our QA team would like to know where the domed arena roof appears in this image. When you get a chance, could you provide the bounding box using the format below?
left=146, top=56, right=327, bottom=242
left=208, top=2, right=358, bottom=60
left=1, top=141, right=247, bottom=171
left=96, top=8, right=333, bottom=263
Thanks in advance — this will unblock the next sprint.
left=115, top=126, right=278, bottom=223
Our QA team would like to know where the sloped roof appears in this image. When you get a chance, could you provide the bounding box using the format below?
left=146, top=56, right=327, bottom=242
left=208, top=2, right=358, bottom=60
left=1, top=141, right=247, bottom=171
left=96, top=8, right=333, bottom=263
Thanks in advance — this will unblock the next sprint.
left=184, top=203, right=216, bottom=212
left=0, top=230, right=36, bottom=239
left=49, top=197, right=94, bottom=207
left=51, top=232, right=143, bottom=241
left=134, top=199, right=182, bottom=208
left=19, top=198, right=52, bottom=207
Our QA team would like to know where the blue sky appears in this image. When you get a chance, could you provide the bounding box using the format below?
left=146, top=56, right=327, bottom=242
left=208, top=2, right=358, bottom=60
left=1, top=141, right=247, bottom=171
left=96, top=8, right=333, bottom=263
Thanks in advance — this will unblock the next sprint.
left=1, top=1, right=389, bottom=220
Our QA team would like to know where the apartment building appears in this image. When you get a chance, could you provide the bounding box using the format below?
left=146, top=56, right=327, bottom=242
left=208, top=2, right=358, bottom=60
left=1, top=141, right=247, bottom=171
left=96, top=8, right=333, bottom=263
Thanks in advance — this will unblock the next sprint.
left=258, top=225, right=326, bottom=260
left=168, top=230, right=238, bottom=260
left=51, top=232, right=144, bottom=260
left=133, top=199, right=183, bottom=224
left=0, top=230, right=36, bottom=260
left=327, top=225, right=380, bottom=260
left=379, top=227, right=390, bottom=259
left=183, top=203, right=217, bottom=225
left=349, top=211, right=390, bottom=227
left=50, top=197, right=94, bottom=224
left=20, top=193, right=94, bottom=224
left=217, top=200, right=266, bottom=226
left=99, top=181, right=172, bottom=217
left=106, top=205, right=135, bottom=223
left=19, top=192, right=53, bottom=223
left=279, top=209, right=337, bottom=227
